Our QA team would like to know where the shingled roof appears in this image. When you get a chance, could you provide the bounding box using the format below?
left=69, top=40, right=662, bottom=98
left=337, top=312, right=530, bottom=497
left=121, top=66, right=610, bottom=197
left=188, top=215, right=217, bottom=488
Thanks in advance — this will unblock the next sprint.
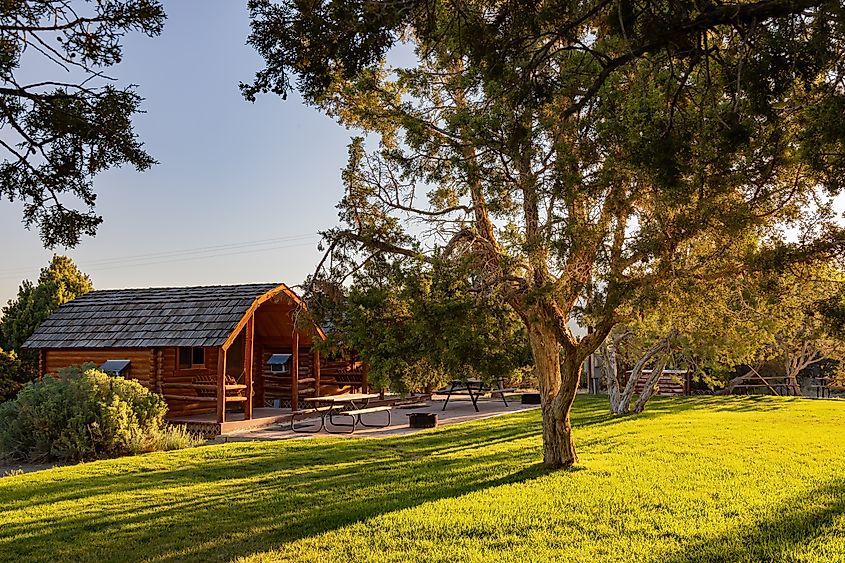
left=22, top=283, right=285, bottom=349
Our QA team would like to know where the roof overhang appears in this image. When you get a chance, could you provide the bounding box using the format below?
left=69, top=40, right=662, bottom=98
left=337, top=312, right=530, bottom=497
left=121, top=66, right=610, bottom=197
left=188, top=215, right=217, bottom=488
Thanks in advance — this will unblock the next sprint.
left=220, top=284, right=326, bottom=351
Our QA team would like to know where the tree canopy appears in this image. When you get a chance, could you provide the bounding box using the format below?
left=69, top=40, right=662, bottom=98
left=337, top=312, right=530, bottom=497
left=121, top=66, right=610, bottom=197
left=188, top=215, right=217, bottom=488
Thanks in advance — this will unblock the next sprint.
left=310, top=257, right=532, bottom=394
left=0, top=255, right=93, bottom=371
left=246, top=0, right=845, bottom=467
left=0, top=1, right=165, bottom=247
left=603, top=257, right=845, bottom=411
left=751, top=262, right=845, bottom=389
left=0, top=255, right=92, bottom=402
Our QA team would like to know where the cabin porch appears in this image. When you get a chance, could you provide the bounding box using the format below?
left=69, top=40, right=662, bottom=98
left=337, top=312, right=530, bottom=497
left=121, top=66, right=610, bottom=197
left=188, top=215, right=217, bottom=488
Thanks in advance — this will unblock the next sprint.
left=162, top=286, right=368, bottom=426
left=209, top=287, right=323, bottom=424
left=168, top=407, right=294, bottom=436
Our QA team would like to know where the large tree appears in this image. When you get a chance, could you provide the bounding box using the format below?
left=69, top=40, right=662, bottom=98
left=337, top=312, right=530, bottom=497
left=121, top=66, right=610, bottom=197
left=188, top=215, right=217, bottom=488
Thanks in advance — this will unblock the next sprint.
left=0, top=255, right=93, bottom=372
left=611, top=260, right=845, bottom=403
left=726, top=262, right=845, bottom=393
left=246, top=0, right=845, bottom=467
left=0, top=1, right=165, bottom=247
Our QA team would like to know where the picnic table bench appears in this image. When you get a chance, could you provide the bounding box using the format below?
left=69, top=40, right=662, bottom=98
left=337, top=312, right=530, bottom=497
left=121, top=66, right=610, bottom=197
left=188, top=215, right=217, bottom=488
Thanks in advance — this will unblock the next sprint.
left=438, top=378, right=515, bottom=412
left=290, top=393, right=392, bottom=434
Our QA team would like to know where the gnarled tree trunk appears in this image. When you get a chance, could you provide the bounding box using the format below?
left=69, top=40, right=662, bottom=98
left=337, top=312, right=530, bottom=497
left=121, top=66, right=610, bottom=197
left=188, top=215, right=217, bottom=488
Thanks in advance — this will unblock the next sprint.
left=632, top=350, right=670, bottom=413
left=599, top=328, right=678, bottom=415
left=598, top=327, right=639, bottom=414
left=527, top=318, right=579, bottom=468
left=599, top=335, right=623, bottom=411
left=781, top=340, right=824, bottom=396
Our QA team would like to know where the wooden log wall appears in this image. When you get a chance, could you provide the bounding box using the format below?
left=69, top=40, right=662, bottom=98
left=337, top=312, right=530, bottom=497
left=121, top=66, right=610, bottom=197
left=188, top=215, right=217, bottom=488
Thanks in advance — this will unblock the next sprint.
left=159, top=346, right=220, bottom=418
left=320, top=358, right=367, bottom=394
left=44, top=348, right=155, bottom=389
left=40, top=342, right=337, bottom=417
left=42, top=347, right=228, bottom=418
left=257, top=346, right=315, bottom=408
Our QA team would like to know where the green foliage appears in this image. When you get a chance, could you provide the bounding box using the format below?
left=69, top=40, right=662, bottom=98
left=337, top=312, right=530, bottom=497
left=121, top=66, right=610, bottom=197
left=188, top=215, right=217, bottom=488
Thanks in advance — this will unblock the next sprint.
left=0, top=348, right=27, bottom=404
left=244, top=1, right=845, bottom=352
left=752, top=262, right=845, bottom=383
left=0, top=1, right=165, bottom=247
left=0, top=363, right=193, bottom=463
left=0, top=255, right=93, bottom=378
left=817, top=286, right=845, bottom=339
left=610, top=275, right=776, bottom=386
left=246, top=0, right=845, bottom=464
left=312, top=258, right=532, bottom=393
left=611, top=258, right=845, bottom=392
left=1, top=396, right=845, bottom=561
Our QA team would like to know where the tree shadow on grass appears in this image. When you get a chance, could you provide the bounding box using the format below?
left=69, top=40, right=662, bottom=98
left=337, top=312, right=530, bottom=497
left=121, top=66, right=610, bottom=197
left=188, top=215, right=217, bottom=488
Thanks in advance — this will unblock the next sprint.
left=604, top=394, right=804, bottom=422
left=665, top=478, right=845, bottom=562
left=1, top=395, right=812, bottom=562
left=0, top=412, right=552, bottom=562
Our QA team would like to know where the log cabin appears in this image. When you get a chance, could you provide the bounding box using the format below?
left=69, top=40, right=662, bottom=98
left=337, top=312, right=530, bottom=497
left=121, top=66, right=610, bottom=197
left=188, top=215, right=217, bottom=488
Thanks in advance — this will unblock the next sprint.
left=21, top=283, right=367, bottom=433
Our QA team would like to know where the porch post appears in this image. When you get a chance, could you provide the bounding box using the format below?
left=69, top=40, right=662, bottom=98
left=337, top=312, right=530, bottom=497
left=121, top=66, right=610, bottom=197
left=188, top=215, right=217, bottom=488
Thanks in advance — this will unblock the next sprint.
left=217, top=347, right=226, bottom=423
left=244, top=314, right=254, bottom=420
left=291, top=332, right=300, bottom=411
left=314, top=350, right=321, bottom=398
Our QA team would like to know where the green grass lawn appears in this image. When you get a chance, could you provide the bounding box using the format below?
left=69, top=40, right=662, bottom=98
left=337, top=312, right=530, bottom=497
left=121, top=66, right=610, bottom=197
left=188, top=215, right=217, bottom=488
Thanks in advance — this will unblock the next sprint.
left=2, top=395, right=845, bottom=562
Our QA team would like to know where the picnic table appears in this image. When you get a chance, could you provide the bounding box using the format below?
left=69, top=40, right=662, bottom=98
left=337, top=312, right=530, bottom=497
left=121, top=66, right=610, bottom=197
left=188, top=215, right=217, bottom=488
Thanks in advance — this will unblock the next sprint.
left=811, top=376, right=832, bottom=398
left=726, top=366, right=801, bottom=396
left=290, top=393, right=392, bottom=434
left=733, top=376, right=799, bottom=396
left=439, top=378, right=515, bottom=412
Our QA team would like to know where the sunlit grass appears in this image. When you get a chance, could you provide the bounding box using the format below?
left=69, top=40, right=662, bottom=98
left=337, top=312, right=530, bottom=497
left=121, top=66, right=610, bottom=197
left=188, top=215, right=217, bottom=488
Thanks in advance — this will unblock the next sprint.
left=1, top=395, right=844, bottom=562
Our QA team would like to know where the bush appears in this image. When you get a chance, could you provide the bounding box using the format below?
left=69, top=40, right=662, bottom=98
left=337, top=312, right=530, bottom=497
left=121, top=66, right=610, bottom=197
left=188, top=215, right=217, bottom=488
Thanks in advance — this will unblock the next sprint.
left=0, top=348, right=31, bottom=403
left=0, top=364, right=201, bottom=462
left=153, top=424, right=205, bottom=451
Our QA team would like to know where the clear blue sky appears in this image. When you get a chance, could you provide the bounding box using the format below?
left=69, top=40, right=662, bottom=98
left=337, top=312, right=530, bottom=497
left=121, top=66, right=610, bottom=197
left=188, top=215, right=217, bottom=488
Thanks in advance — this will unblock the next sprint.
left=0, top=1, right=354, bottom=305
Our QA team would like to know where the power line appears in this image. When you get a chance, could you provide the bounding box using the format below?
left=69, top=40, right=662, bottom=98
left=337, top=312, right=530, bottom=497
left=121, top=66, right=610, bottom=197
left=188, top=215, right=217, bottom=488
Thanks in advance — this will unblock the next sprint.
left=82, top=240, right=319, bottom=272
left=0, top=234, right=322, bottom=280
left=78, top=234, right=317, bottom=268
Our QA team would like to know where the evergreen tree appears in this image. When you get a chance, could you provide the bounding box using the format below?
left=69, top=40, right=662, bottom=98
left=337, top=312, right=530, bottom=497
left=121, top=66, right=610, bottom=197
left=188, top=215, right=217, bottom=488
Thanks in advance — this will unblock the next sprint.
left=246, top=0, right=845, bottom=467
left=0, top=256, right=93, bottom=398
left=0, top=1, right=165, bottom=247
left=311, top=258, right=532, bottom=394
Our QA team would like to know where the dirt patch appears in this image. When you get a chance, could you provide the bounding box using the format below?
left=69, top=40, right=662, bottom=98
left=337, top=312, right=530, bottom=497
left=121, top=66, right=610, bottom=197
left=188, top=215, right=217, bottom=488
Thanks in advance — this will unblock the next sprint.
left=1, top=461, right=65, bottom=477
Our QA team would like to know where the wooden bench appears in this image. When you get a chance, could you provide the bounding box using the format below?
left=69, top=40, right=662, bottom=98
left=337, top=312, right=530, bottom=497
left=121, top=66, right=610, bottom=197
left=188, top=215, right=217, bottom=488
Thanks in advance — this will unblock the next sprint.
left=330, top=405, right=392, bottom=433
left=321, top=380, right=364, bottom=387
left=321, top=373, right=365, bottom=389
left=290, top=405, right=336, bottom=433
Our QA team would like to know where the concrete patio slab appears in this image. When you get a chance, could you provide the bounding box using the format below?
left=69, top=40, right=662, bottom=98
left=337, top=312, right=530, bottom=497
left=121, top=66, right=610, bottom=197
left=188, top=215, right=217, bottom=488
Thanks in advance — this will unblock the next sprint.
left=217, top=395, right=539, bottom=442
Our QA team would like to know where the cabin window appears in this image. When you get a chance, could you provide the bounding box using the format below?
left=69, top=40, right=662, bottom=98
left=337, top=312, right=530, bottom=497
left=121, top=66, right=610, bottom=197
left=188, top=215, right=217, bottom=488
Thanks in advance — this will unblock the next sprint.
left=178, top=347, right=205, bottom=369
left=267, top=354, right=292, bottom=374
left=100, top=359, right=131, bottom=377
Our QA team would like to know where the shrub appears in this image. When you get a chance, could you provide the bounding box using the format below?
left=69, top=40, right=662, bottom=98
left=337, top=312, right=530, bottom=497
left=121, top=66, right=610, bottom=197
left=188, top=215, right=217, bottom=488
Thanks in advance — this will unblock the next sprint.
left=0, top=348, right=31, bottom=403
left=153, top=424, right=205, bottom=451
left=0, top=364, right=200, bottom=463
